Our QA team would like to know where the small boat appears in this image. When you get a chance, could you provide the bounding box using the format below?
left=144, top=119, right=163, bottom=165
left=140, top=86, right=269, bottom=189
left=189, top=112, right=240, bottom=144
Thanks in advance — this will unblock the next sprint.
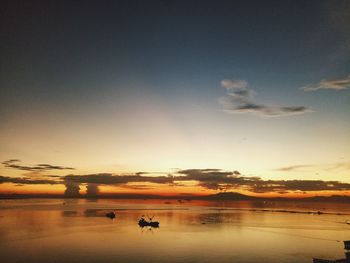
left=138, top=216, right=159, bottom=228
left=105, top=211, right=116, bottom=219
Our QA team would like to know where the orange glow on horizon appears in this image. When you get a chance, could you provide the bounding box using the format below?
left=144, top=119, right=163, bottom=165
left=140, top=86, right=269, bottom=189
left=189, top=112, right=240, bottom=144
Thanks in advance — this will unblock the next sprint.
left=1, top=182, right=350, bottom=198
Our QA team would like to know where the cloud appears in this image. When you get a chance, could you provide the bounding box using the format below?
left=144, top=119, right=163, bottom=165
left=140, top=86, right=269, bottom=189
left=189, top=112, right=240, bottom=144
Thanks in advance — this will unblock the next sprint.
left=302, top=75, right=350, bottom=91
left=86, top=183, right=99, bottom=196
left=276, top=164, right=315, bottom=172
left=64, top=180, right=81, bottom=197
left=250, top=179, right=350, bottom=193
left=326, top=162, right=350, bottom=171
left=2, top=167, right=350, bottom=195
left=176, top=169, right=259, bottom=191
left=219, top=79, right=309, bottom=117
left=62, top=173, right=174, bottom=197
left=276, top=162, right=350, bottom=172
left=221, top=79, right=249, bottom=90
left=64, top=173, right=174, bottom=185
left=0, top=175, right=59, bottom=185
left=2, top=159, right=75, bottom=172
left=176, top=169, right=350, bottom=193
left=119, top=184, right=155, bottom=190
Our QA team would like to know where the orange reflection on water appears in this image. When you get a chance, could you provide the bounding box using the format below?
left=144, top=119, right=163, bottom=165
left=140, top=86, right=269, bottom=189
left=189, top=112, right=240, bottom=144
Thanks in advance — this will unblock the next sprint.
left=0, top=199, right=349, bottom=263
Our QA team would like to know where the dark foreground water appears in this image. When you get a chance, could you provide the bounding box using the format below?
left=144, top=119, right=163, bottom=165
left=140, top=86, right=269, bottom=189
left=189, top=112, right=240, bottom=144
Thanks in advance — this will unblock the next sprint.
left=0, top=199, right=349, bottom=263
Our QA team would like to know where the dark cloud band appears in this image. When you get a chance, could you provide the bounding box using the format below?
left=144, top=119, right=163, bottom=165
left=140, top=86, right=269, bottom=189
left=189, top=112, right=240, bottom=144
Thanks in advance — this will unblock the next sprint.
left=2, top=168, right=350, bottom=196
left=2, top=159, right=75, bottom=172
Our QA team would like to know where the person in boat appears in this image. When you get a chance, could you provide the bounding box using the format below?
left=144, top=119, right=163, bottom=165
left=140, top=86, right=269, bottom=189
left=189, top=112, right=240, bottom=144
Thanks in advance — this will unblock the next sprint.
left=139, top=216, right=146, bottom=224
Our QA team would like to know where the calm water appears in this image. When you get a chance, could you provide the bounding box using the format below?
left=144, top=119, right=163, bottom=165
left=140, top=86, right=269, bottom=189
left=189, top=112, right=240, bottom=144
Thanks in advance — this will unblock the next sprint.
left=0, top=199, right=350, bottom=263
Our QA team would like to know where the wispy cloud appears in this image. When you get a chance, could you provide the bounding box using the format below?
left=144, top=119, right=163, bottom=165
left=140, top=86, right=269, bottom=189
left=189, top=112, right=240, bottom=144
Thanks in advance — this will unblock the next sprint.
left=325, top=162, right=350, bottom=171
left=2, top=159, right=75, bottom=172
left=219, top=79, right=309, bottom=117
left=301, top=75, right=350, bottom=91
left=276, top=164, right=315, bottom=172
left=276, top=162, right=350, bottom=172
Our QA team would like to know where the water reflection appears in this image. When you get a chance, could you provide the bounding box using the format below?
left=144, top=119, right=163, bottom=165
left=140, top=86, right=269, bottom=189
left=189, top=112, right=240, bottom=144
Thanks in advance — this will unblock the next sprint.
left=62, top=210, right=78, bottom=217
left=0, top=199, right=350, bottom=263
left=84, top=208, right=106, bottom=217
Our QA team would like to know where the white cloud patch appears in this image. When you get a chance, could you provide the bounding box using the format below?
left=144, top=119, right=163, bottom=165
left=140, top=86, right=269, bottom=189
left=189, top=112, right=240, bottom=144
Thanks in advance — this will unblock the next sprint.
left=302, top=75, right=350, bottom=91
left=219, top=79, right=309, bottom=117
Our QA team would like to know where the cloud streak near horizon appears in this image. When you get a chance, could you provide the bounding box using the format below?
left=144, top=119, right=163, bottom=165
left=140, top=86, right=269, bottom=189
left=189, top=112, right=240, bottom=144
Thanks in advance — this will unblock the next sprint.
left=219, top=79, right=309, bottom=117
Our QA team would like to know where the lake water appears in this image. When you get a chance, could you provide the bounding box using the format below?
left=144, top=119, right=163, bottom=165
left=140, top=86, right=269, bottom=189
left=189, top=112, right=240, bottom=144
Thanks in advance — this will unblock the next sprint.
left=0, top=199, right=349, bottom=263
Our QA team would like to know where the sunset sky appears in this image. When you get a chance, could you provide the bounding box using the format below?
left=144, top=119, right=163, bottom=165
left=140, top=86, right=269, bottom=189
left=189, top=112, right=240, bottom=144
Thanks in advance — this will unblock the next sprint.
left=1, top=0, right=349, bottom=197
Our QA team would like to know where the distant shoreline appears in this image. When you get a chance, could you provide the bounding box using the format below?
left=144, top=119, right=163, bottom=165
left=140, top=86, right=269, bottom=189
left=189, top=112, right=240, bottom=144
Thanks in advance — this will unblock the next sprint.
left=1, top=192, right=350, bottom=203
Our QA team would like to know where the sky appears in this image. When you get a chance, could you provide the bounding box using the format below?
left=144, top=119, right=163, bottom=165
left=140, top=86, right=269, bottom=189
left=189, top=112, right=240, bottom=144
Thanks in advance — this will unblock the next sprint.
left=0, top=0, right=349, bottom=197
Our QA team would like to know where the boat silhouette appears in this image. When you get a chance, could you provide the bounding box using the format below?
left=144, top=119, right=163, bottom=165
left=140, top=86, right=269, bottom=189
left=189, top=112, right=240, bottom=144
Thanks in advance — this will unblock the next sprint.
left=138, top=215, right=159, bottom=228
left=105, top=211, right=116, bottom=219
